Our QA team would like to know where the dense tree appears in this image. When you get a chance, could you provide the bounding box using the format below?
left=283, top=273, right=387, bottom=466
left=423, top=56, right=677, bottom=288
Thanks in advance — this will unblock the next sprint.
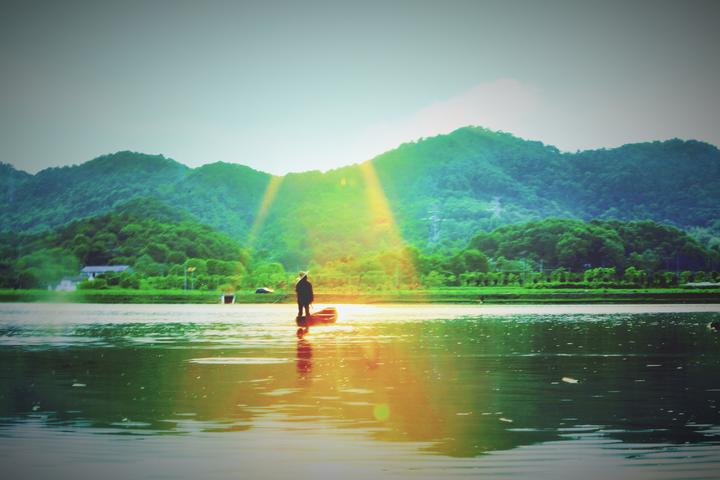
left=0, top=200, right=251, bottom=289
left=1, top=128, right=719, bottom=293
left=1, top=129, right=718, bottom=262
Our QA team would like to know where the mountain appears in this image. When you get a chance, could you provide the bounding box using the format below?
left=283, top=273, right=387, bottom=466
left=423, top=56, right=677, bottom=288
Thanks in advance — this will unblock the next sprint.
left=0, top=152, right=190, bottom=232
left=0, top=200, right=249, bottom=289
left=369, top=129, right=720, bottom=247
left=1, top=127, right=718, bottom=266
left=167, top=161, right=271, bottom=239
left=0, top=152, right=272, bottom=238
left=0, top=163, right=31, bottom=211
left=558, top=140, right=720, bottom=226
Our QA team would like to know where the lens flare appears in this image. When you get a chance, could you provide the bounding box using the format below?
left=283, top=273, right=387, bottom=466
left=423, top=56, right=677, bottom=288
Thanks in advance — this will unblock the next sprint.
left=373, top=403, right=391, bottom=421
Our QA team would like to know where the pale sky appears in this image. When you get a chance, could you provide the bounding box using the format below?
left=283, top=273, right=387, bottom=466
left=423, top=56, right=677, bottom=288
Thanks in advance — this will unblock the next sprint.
left=1, top=0, right=719, bottom=174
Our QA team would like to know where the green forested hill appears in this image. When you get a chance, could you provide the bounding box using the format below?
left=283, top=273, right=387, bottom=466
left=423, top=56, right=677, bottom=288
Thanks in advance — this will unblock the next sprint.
left=0, top=152, right=190, bottom=232
left=369, top=129, right=720, bottom=250
left=370, top=128, right=571, bottom=249
left=0, top=152, right=272, bottom=238
left=468, top=218, right=713, bottom=272
left=0, top=199, right=250, bottom=289
left=0, top=162, right=31, bottom=215
left=558, top=140, right=720, bottom=225
left=164, top=161, right=271, bottom=239
left=1, top=127, right=718, bottom=266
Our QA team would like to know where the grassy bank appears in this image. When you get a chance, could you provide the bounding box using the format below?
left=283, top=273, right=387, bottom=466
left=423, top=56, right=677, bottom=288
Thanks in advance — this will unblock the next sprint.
left=1, top=287, right=719, bottom=304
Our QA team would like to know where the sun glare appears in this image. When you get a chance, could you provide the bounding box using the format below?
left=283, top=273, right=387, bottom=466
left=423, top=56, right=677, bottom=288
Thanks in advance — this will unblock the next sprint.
left=244, top=162, right=421, bottom=291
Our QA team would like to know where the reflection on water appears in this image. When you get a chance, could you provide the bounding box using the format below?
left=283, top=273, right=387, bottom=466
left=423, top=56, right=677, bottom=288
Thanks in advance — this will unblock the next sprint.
left=1, top=304, right=719, bottom=479
left=296, top=339, right=313, bottom=377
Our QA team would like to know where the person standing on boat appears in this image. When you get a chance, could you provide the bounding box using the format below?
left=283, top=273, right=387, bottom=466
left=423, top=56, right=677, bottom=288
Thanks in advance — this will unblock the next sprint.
left=295, top=271, right=314, bottom=318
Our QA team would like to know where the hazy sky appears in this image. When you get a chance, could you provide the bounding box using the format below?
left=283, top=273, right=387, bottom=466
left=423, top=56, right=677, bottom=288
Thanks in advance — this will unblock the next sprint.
left=1, top=0, right=719, bottom=174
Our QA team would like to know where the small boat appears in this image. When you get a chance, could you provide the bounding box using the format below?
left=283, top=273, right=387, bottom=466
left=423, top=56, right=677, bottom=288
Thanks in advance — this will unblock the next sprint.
left=296, top=307, right=338, bottom=337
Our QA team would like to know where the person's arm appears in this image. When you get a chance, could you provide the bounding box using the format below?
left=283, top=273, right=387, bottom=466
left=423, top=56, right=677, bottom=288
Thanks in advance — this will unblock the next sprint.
left=309, top=283, right=314, bottom=304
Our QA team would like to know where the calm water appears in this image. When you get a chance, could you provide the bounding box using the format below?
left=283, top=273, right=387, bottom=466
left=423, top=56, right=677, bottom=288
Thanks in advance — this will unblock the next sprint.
left=1, top=303, right=719, bottom=480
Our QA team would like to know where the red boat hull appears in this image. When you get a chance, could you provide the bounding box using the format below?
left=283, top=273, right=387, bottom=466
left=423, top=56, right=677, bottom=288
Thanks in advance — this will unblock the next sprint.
left=296, top=307, right=338, bottom=327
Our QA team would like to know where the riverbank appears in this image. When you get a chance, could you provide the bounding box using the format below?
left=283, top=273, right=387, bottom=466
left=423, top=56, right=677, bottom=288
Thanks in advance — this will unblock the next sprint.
left=1, top=287, right=719, bottom=304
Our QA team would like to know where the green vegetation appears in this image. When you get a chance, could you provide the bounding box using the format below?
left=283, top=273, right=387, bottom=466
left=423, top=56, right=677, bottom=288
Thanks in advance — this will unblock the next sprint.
left=2, top=287, right=718, bottom=305
left=1, top=128, right=718, bottom=302
left=467, top=218, right=716, bottom=277
left=0, top=200, right=252, bottom=291
left=1, top=199, right=718, bottom=299
left=2, top=128, right=719, bottom=256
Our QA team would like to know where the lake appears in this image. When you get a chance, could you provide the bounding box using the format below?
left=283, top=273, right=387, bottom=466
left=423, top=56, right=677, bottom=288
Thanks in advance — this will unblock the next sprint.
left=1, top=303, right=719, bottom=479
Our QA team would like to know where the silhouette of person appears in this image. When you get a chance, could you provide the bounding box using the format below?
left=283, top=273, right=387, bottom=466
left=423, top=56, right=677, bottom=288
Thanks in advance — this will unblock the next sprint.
left=295, top=271, right=314, bottom=318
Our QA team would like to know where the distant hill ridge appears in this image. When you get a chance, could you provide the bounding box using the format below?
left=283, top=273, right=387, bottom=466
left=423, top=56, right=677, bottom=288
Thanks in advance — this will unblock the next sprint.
left=1, top=127, right=718, bottom=264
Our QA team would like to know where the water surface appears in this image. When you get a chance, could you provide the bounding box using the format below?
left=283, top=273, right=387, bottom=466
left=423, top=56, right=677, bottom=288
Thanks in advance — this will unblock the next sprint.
left=1, top=303, right=719, bottom=479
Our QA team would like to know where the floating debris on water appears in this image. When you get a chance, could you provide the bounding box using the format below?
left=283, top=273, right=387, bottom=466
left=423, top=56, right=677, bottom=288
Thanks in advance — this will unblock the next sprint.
left=72, top=383, right=86, bottom=388
left=499, top=417, right=514, bottom=423
left=562, top=377, right=579, bottom=384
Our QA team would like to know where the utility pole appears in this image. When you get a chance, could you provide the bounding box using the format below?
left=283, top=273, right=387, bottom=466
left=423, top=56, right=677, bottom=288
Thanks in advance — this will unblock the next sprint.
left=185, top=266, right=196, bottom=291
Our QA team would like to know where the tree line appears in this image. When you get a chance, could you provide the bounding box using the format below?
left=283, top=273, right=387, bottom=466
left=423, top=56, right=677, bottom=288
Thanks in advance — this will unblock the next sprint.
left=1, top=205, right=717, bottom=292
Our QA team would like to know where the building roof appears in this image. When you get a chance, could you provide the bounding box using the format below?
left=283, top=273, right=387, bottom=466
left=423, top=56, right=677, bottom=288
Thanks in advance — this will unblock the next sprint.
left=81, top=265, right=131, bottom=273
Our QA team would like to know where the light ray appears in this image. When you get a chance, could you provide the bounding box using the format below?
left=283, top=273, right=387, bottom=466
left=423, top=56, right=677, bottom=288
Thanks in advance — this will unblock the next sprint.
left=358, top=161, right=420, bottom=289
left=245, top=175, right=284, bottom=250
left=359, top=162, right=397, bottom=238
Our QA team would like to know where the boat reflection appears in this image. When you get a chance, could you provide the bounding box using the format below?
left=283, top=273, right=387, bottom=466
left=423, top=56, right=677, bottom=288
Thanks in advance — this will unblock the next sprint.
left=1, top=312, right=719, bottom=460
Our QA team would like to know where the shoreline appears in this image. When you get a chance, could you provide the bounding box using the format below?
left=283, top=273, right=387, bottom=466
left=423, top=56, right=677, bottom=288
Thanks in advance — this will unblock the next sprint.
left=1, top=288, right=719, bottom=305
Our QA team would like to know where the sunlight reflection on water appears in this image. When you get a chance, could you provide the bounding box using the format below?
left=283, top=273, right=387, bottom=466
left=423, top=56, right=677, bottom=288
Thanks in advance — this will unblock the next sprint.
left=1, top=303, right=719, bottom=479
